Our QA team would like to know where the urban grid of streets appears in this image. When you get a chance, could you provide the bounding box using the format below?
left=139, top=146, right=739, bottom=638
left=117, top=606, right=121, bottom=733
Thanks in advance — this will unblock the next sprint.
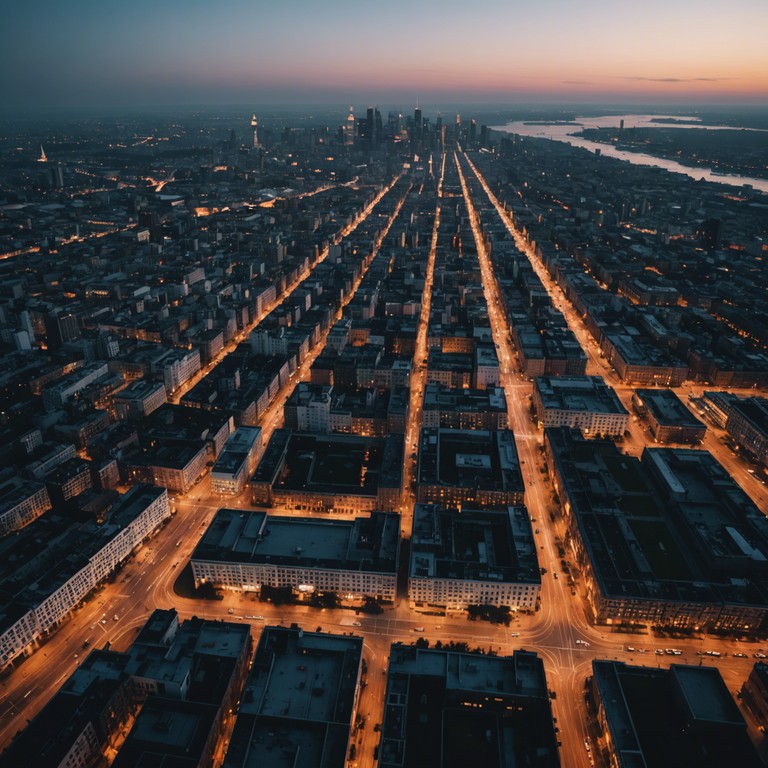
left=1, top=149, right=767, bottom=768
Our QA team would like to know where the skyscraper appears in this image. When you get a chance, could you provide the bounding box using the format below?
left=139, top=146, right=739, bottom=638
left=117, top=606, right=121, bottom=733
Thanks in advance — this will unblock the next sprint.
left=344, top=106, right=355, bottom=146
left=387, top=111, right=402, bottom=138
left=45, top=310, right=80, bottom=349
left=251, top=113, right=260, bottom=149
left=365, top=106, right=382, bottom=147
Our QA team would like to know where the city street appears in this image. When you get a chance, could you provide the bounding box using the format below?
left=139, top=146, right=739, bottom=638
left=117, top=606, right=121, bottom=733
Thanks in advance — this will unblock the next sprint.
left=2, top=156, right=767, bottom=768
left=401, top=152, right=446, bottom=536
left=455, top=150, right=768, bottom=767
left=461, top=151, right=768, bottom=511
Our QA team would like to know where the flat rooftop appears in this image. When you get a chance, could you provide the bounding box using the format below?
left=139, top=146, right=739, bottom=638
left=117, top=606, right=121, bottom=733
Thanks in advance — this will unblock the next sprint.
left=635, top=388, right=705, bottom=428
left=535, top=375, right=628, bottom=414
left=410, top=505, right=540, bottom=585
left=192, top=508, right=399, bottom=573
left=112, top=698, right=217, bottom=768
left=418, top=428, right=523, bottom=493
left=593, top=660, right=760, bottom=768
left=422, top=384, right=507, bottom=414
left=546, top=428, right=768, bottom=609
left=379, top=647, right=558, bottom=768
left=224, top=626, right=362, bottom=768
left=253, top=431, right=403, bottom=495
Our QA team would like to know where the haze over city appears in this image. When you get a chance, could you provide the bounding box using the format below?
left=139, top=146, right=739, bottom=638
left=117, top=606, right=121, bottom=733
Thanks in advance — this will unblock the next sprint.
left=2, top=2, right=768, bottom=768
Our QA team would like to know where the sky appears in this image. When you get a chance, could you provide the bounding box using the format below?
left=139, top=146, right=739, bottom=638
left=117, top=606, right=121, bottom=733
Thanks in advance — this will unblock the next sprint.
left=1, top=0, right=767, bottom=111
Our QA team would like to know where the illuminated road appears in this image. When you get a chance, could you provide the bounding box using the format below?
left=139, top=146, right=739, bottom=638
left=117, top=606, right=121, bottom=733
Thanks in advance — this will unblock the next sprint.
left=170, top=176, right=402, bottom=406
left=400, top=152, right=446, bottom=537
left=455, top=151, right=593, bottom=767
left=455, top=149, right=768, bottom=768
left=254, top=179, right=414, bottom=471
left=0, top=175, right=414, bottom=757
left=460, top=150, right=768, bottom=512
left=3, top=159, right=767, bottom=767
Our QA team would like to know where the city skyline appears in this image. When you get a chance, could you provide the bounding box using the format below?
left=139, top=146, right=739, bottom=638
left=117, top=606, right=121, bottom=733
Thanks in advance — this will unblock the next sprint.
left=1, top=84, right=768, bottom=767
left=2, top=0, right=768, bottom=111
left=2, top=2, right=768, bottom=764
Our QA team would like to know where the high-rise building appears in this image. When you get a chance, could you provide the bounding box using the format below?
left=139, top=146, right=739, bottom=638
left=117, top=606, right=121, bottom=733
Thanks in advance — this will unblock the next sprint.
left=413, top=105, right=422, bottom=141
left=387, top=110, right=401, bottom=138
left=48, top=165, right=64, bottom=188
left=45, top=310, right=80, bottom=348
left=366, top=106, right=381, bottom=147
left=344, top=105, right=355, bottom=145
left=374, top=106, right=382, bottom=145
left=696, top=217, right=722, bottom=250
left=250, top=113, right=260, bottom=148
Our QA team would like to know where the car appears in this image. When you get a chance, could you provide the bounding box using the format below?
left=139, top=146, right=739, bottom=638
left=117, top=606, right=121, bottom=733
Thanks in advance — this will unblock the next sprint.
left=352, top=621, right=362, bottom=627
left=733, top=652, right=748, bottom=658
left=755, top=652, right=767, bottom=659
left=510, top=632, right=520, bottom=638
left=626, top=646, right=635, bottom=652
left=413, top=627, right=425, bottom=632
left=655, top=649, right=665, bottom=655
left=245, top=615, right=264, bottom=620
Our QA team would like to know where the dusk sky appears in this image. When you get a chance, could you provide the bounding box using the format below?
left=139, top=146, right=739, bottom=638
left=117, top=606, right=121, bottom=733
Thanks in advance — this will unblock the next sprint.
left=2, top=0, right=767, bottom=110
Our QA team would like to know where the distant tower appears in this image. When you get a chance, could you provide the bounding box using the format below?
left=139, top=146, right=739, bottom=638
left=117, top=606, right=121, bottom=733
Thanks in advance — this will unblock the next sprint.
left=251, top=114, right=260, bottom=149
left=38, top=145, right=48, bottom=163
left=414, top=104, right=422, bottom=141
left=344, top=106, right=355, bottom=145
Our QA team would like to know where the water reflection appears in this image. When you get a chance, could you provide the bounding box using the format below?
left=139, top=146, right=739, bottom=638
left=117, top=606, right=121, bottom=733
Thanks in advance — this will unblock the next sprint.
left=492, top=114, right=768, bottom=194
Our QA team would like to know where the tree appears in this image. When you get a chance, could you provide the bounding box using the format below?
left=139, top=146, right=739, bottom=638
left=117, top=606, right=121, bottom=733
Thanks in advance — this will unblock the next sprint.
left=261, top=585, right=294, bottom=605
left=362, top=596, right=384, bottom=614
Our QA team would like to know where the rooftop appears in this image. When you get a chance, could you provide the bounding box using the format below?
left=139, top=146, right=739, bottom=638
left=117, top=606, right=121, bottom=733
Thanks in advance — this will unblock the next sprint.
left=193, top=508, right=400, bottom=573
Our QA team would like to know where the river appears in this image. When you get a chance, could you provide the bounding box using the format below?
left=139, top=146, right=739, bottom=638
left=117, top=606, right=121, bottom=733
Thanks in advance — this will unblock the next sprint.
left=491, top=114, right=768, bottom=195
